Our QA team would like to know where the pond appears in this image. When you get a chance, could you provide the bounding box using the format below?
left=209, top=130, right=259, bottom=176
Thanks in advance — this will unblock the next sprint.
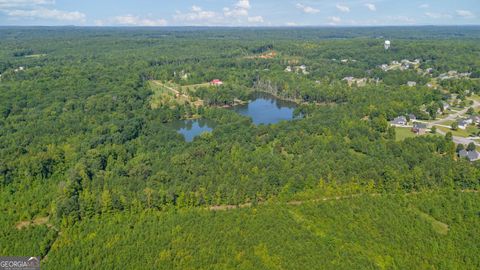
left=172, top=93, right=299, bottom=142
left=230, top=93, right=298, bottom=125
left=171, top=119, right=215, bottom=142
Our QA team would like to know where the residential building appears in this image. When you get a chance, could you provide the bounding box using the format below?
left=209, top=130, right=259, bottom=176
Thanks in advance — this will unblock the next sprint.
left=412, top=122, right=427, bottom=135
left=459, top=150, right=480, bottom=161
left=458, top=120, right=469, bottom=130
left=392, top=116, right=407, bottom=126
left=441, top=102, right=450, bottom=111
left=210, top=79, right=223, bottom=86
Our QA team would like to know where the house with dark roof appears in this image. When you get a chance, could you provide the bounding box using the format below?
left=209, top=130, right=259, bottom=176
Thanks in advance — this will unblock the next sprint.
left=392, top=116, right=407, bottom=126
left=459, top=150, right=480, bottom=161
left=458, top=120, right=470, bottom=130
left=441, top=101, right=450, bottom=111
left=412, top=122, right=428, bottom=135
left=470, top=115, right=480, bottom=124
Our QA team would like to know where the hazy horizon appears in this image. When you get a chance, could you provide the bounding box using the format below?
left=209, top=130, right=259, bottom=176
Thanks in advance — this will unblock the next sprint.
left=0, top=0, right=478, bottom=27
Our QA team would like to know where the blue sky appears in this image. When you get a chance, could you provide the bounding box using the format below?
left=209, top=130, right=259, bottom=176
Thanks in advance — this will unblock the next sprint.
left=0, top=0, right=478, bottom=26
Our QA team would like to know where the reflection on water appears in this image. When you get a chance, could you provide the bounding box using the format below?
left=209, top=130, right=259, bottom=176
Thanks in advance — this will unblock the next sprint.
left=171, top=93, right=299, bottom=141
left=171, top=119, right=215, bottom=142
left=230, top=93, right=298, bottom=125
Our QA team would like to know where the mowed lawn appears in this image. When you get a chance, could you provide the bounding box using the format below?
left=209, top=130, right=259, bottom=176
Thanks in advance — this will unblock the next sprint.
left=180, top=82, right=211, bottom=92
left=395, top=127, right=440, bottom=141
left=395, top=127, right=417, bottom=141
left=437, top=125, right=480, bottom=138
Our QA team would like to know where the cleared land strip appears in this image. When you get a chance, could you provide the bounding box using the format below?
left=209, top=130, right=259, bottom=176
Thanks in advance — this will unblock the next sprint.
left=207, top=190, right=478, bottom=211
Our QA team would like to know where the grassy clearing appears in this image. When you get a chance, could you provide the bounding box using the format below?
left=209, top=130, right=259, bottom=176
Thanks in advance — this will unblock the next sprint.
left=16, top=216, right=51, bottom=230
left=467, top=94, right=480, bottom=103
left=437, top=125, right=479, bottom=138
left=243, top=50, right=278, bottom=59
left=149, top=81, right=206, bottom=109
left=25, top=54, right=47, bottom=58
left=180, top=82, right=211, bottom=92
left=409, top=206, right=449, bottom=235
left=395, top=127, right=416, bottom=141
left=149, top=81, right=179, bottom=109
left=440, top=120, right=455, bottom=126
left=395, top=127, right=440, bottom=141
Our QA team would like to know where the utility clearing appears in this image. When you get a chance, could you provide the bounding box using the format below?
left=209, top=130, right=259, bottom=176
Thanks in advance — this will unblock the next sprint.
left=149, top=80, right=205, bottom=109
left=409, top=206, right=450, bottom=235
left=16, top=216, right=52, bottom=230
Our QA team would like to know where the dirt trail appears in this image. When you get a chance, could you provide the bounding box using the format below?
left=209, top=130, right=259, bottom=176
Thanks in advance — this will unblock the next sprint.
left=152, top=81, right=190, bottom=99
left=15, top=216, right=53, bottom=230
left=207, top=190, right=478, bottom=212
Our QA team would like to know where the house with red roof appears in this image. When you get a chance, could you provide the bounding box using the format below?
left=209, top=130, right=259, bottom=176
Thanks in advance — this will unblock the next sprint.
left=210, top=79, right=223, bottom=86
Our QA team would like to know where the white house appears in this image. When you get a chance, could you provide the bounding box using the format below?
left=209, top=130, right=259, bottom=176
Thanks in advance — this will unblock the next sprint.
left=407, top=81, right=417, bottom=87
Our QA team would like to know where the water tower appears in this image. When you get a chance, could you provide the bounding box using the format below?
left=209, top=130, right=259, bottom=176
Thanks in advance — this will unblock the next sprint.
left=384, top=40, right=391, bottom=50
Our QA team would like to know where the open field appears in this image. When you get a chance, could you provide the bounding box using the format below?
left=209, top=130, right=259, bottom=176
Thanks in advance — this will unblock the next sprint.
left=180, top=82, right=211, bottom=91
left=244, top=50, right=278, bottom=59
left=437, top=125, right=479, bottom=138
left=395, top=127, right=417, bottom=141
left=24, top=54, right=47, bottom=58
left=149, top=81, right=205, bottom=108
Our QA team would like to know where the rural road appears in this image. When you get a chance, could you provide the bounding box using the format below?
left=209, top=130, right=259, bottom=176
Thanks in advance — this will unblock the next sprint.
left=416, top=99, right=480, bottom=146
left=152, top=81, right=190, bottom=99
left=430, top=100, right=480, bottom=125
left=207, top=190, right=479, bottom=212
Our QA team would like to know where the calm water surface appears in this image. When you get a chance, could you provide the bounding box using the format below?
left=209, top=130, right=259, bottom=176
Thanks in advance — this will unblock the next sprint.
left=173, top=93, right=298, bottom=141
left=230, top=93, right=298, bottom=125
left=172, top=119, right=215, bottom=142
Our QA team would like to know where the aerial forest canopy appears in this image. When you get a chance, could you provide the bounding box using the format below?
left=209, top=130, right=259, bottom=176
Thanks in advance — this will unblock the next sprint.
left=0, top=26, right=479, bottom=269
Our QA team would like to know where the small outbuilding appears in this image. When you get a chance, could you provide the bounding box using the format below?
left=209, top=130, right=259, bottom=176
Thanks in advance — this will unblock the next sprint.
left=210, top=79, right=223, bottom=86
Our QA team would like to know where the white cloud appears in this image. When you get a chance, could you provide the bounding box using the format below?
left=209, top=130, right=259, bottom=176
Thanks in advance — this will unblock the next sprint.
left=223, top=7, right=248, bottom=17
left=336, top=4, right=350, bottom=13
left=224, top=0, right=250, bottom=18
left=247, top=16, right=263, bottom=23
left=5, top=7, right=85, bottom=21
left=365, top=3, right=376, bottom=11
left=296, top=3, right=319, bottom=14
left=174, top=0, right=263, bottom=26
left=174, top=5, right=216, bottom=22
left=419, top=4, right=429, bottom=9
left=386, top=15, right=416, bottom=24
left=425, top=12, right=452, bottom=19
left=456, top=10, right=475, bottom=18
left=328, top=16, right=341, bottom=24
left=286, top=22, right=298, bottom=26
left=0, top=0, right=54, bottom=8
left=109, top=15, right=167, bottom=26
left=235, top=0, right=250, bottom=10
left=0, top=0, right=86, bottom=23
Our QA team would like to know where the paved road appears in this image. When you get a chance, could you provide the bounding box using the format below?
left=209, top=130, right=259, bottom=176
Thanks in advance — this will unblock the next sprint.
left=436, top=128, right=480, bottom=146
left=411, top=99, right=480, bottom=146
left=430, top=100, right=480, bottom=125
left=428, top=100, right=480, bottom=146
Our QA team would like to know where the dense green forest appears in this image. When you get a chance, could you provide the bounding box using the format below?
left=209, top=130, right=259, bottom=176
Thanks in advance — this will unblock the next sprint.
left=0, top=27, right=479, bottom=269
